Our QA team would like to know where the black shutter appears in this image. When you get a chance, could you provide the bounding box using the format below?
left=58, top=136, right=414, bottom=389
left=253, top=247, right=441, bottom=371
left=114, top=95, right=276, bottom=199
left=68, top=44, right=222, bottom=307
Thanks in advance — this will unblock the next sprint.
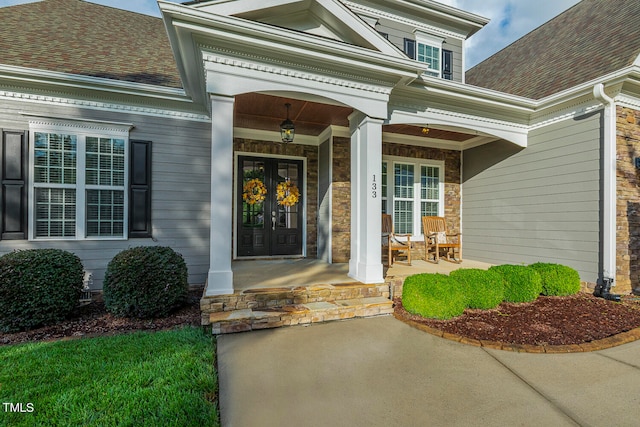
left=1, top=129, right=28, bottom=240
left=442, top=49, right=453, bottom=80
left=403, top=38, right=416, bottom=59
left=129, top=140, right=152, bottom=238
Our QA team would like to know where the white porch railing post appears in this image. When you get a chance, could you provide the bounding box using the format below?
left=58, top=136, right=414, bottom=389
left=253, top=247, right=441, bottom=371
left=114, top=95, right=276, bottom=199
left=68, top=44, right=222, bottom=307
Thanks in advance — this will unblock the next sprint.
left=348, top=112, right=384, bottom=284
left=206, top=95, right=235, bottom=296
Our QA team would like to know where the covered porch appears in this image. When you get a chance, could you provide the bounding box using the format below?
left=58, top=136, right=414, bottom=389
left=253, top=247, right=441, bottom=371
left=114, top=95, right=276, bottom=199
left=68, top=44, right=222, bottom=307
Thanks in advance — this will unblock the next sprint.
left=231, top=257, right=493, bottom=292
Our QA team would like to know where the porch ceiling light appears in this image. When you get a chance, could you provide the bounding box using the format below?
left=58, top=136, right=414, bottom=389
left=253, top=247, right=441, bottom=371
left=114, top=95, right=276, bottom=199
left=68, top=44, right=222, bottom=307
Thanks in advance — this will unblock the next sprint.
left=280, top=103, right=295, bottom=143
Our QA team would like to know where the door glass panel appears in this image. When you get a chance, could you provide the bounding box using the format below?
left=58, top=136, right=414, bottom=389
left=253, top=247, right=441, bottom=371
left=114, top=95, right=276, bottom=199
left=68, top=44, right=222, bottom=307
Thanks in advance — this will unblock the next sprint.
left=241, top=160, right=266, bottom=228
left=275, top=162, right=301, bottom=229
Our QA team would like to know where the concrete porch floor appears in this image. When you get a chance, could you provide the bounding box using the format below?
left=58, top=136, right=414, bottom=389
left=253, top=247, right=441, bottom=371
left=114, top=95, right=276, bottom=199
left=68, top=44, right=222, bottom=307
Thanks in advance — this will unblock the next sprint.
left=232, top=258, right=493, bottom=290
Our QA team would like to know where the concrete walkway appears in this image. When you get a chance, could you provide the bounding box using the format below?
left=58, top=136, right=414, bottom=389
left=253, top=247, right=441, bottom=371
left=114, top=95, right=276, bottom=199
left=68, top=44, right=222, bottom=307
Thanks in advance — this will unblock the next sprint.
left=218, top=316, right=640, bottom=427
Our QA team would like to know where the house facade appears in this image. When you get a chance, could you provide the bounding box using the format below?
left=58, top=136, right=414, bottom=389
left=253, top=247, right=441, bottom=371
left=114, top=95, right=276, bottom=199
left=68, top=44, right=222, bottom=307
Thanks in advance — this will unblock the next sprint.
left=1, top=0, right=639, bottom=295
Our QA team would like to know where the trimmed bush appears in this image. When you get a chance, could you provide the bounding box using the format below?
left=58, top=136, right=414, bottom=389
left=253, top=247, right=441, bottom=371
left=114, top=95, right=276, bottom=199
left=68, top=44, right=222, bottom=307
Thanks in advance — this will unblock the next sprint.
left=0, top=249, right=84, bottom=332
left=489, top=264, right=542, bottom=303
left=529, top=262, right=581, bottom=296
left=103, top=246, right=188, bottom=318
left=450, top=268, right=504, bottom=309
left=402, top=273, right=467, bottom=319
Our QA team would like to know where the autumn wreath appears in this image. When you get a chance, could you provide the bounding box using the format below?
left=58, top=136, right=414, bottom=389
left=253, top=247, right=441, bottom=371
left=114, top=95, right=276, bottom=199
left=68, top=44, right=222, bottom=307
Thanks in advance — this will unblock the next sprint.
left=276, top=180, right=300, bottom=207
left=242, top=178, right=267, bottom=205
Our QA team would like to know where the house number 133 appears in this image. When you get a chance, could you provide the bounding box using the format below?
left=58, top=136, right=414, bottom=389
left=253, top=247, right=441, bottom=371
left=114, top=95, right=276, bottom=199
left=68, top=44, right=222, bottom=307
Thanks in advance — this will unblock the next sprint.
left=371, top=175, right=377, bottom=198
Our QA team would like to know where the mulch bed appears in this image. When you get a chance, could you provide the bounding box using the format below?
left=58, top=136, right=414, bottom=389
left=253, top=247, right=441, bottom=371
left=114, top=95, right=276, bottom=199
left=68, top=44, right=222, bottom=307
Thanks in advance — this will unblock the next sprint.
left=0, top=288, right=203, bottom=346
left=394, top=293, right=640, bottom=346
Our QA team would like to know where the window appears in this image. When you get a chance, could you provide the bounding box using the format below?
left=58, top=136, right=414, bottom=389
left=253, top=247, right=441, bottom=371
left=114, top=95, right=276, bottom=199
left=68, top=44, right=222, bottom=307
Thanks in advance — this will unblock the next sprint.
left=29, top=121, right=130, bottom=240
left=382, top=158, right=444, bottom=237
left=403, top=32, right=452, bottom=79
left=417, top=42, right=440, bottom=77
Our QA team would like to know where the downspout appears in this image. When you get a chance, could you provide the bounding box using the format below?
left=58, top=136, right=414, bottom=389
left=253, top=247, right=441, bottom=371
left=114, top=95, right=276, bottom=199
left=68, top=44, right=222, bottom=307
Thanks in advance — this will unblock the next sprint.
left=593, top=83, right=621, bottom=301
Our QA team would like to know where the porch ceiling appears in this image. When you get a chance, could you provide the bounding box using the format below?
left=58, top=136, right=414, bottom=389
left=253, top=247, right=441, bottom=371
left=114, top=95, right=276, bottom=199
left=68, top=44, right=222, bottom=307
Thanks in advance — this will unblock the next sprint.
left=234, top=93, right=481, bottom=142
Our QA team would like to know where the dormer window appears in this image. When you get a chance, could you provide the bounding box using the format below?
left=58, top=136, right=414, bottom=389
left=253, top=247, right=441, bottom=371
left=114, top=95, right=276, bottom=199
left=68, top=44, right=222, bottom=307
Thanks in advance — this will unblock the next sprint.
left=417, top=42, right=440, bottom=78
left=403, top=31, right=453, bottom=80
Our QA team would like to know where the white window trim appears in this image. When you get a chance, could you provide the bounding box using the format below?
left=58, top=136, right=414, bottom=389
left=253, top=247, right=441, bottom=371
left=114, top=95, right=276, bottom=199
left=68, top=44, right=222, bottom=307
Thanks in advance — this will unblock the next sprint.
left=382, top=155, right=445, bottom=240
left=414, top=31, right=444, bottom=78
left=28, top=119, right=131, bottom=241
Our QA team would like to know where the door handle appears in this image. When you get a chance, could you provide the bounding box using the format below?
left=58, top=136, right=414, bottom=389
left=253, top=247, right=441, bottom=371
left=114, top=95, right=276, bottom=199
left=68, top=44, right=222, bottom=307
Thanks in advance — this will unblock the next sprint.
left=271, top=211, right=276, bottom=231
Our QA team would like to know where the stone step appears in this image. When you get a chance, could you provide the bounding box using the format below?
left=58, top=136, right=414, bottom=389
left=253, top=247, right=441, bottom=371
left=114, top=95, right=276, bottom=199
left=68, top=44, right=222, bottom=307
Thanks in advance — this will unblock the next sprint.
left=200, top=282, right=390, bottom=316
left=208, top=296, right=394, bottom=335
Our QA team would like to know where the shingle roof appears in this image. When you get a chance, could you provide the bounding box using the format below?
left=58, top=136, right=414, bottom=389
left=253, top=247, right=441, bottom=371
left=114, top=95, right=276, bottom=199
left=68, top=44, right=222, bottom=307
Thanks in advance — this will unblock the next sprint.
left=0, top=0, right=182, bottom=88
left=466, top=0, right=640, bottom=100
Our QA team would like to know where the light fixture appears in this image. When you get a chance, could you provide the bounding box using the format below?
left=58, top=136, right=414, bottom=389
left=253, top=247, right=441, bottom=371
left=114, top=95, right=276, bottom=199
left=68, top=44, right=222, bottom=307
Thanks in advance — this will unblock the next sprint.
left=421, top=126, right=430, bottom=135
left=280, top=103, right=295, bottom=143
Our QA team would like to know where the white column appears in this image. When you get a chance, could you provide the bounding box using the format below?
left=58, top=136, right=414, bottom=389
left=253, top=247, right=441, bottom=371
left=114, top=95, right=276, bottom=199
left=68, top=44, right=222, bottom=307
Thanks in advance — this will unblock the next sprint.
left=206, top=95, right=235, bottom=296
left=348, top=112, right=384, bottom=283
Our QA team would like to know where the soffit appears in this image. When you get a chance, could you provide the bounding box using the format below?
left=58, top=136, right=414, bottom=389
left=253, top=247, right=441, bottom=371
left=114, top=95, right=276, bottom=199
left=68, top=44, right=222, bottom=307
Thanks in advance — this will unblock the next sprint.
left=235, top=93, right=481, bottom=144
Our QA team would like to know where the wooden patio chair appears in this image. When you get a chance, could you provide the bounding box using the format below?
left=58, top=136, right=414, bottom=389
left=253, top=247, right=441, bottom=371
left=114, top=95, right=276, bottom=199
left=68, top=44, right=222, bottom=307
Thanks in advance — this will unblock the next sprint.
left=422, top=216, right=461, bottom=264
left=382, top=213, right=411, bottom=266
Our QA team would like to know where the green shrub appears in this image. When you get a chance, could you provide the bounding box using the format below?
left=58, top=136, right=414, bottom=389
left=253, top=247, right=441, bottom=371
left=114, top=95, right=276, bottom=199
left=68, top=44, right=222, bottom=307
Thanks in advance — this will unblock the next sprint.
left=0, top=249, right=84, bottom=332
left=402, top=273, right=467, bottom=319
left=489, top=264, right=542, bottom=303
left=103, top=246, right=188, bottom=318
left=529, top=262, right=581, bottom=296
left=450, top=268, right=504, bottom=309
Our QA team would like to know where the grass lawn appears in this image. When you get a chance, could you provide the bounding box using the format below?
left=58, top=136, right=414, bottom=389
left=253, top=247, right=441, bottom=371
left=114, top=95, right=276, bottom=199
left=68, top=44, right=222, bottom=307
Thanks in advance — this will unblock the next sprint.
left=0, top=327, right=218, bottom=427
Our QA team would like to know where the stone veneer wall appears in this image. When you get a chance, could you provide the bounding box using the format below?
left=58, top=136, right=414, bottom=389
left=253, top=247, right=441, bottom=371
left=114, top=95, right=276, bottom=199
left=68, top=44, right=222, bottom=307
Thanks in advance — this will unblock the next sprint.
left=331, top=137, right=351, bottom=262
left=616, top=106, right=640, bottom=294
left=329, top=137, right=462, bottom=263
left=233, top=139, right=318, bottom=258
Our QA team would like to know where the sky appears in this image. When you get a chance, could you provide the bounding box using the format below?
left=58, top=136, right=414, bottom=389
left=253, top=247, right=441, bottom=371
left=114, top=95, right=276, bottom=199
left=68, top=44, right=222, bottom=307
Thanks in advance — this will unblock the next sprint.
left=0, top=0, right=581, bottom=69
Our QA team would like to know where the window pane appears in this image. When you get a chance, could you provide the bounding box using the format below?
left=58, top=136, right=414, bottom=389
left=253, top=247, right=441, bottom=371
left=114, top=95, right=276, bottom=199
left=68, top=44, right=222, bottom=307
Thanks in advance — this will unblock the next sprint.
left=421, top=166, right=439, bottom=200
left=86, top=137, right=125, bottom=187
left=417, top=43, right=440, bottom=71
left=394, top=200, right=413, bottom=234
left=35, top=188, right=76, bottom=238
left=421, top=201, right=438, bottom=218
left=241, top=160, right=266, bottom=229
left=33, top=133, right=76, bottom=184
left=86, top=189, right=125, bottom=237
left=394, top=164, right=414, bottom=199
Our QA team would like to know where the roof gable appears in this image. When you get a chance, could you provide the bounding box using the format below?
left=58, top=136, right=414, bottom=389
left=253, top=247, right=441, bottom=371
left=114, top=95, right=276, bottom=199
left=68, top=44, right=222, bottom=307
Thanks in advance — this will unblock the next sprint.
left=0, top=0, right=182, bottom=88
left=466, top=0, right=640, bottom=99
left=186, top=0, right=403, bottom=56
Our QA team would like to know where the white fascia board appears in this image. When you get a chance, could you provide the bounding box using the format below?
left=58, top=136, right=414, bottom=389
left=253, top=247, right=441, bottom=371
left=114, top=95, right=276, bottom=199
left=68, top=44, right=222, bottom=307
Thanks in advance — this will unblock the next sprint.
left=344, top=0, right=487, bottom=38
left=406, top=77, right=536, bottom=114
left=533, top=66, right=640, bottom=112
left=175, top=21, right=422, bottom=87
left=185, top=0, right=403, bottom=57
left=161, top=1, right=423, bottom=80
left=189, top=0, right=305, bottom=16
left=395, top=0, right=489, bottom=28
left=0, top=64, right=189, bottom=103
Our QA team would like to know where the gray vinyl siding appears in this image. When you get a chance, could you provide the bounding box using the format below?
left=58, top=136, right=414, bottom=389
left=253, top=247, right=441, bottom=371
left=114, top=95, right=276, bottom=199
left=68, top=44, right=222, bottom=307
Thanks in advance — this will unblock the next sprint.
left=373, top=17, right=464, bottom=83
left=462, top=112, right=602, bottom=282
left=0, top=98, right=211, bottom=289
